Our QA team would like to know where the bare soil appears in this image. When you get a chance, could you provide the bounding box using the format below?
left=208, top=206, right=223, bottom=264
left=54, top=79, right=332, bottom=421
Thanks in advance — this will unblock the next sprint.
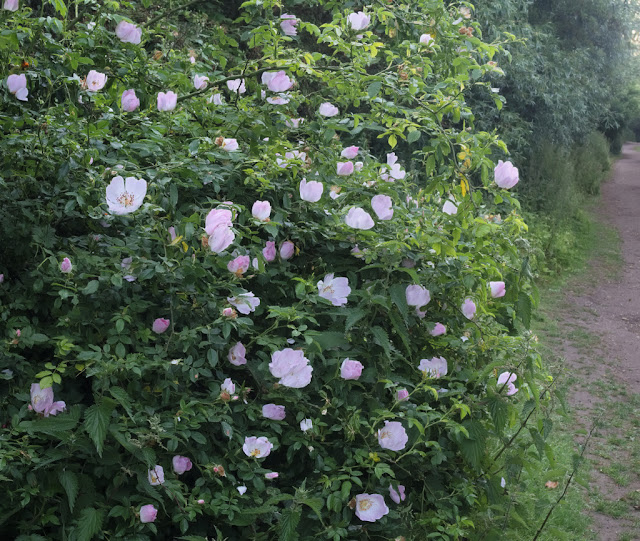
left=544, top=143, right=640, bottom=540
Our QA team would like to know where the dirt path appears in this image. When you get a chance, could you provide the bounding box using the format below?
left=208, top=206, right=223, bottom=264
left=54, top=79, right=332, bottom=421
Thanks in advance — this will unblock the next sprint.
left=543, top=143, right=640, bottom=540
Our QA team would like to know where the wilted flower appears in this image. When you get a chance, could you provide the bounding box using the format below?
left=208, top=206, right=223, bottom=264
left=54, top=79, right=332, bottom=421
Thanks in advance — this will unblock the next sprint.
left=389, top=484, right=406, bottom=504
left=371, top=194, right=393, bottom=220
left=377, top=420, right=408, bottom=451
left=430, top=323, right=447, bottom=336
left=267, top=94, right=290, bottom=105
left=418, top=356, right=448, bottom=378
left=121, top=89, right=140, bottom=112
left=228, top=342, right=246, bottom=366
left=280, top=14, right=298, bottom=36
left=152, top=318, right=170, bottom=334
left=172, top=455, right=193, bottom=475
left=269, top=348, right=313, bottom=388
left=208, top=93, right=224, bottom=105
left=227, top=78, right=246, bottom=94
left=299, top=178, right=324, bottom=202
left=228, top=255, right=250, bottom=276
left=252, top=201, right=271, bottom=221
left=462, top=298, right=476, bottom=319
left=157, top=91, right=178, bottom=111
left=337, top=161, right=354, bottom=176
left=227, top=292, right=260, bottom=315
left=242, top=436, right=273, bottom=458
left=60, top=257, right=73, bottom=273
left=300, top=418, right=313, bottom=432
left=7, top=74, right=28, bottom=101
left=355, top=494, right=389, bottom=522
left=86, top=70, right=107, bottom=92
left=317, top=273, right=351, bottom=306
left=405, top=285, right=430, bottom=308
left=347, top=11, right=371, bottom=31
left=106, top=176, right=147, bottom=215
left=494, top=160, right=519, bottom=189
left=345, top=207, right=374, bottom=230
left=319, top=102, right=339, bottom=117
left=286, top=117, right=304, bottom=129
left=193, top=74, right=209, bottom=90
left=115, top=20, right=142, bottom=44
left=340, top=358, right=363, bottom=380
left=490, top=281, right=506, bottom=298
left=341, top=146, right=359, bottom=159
left=280, top=241, right=295, bottom=260
left=30, top=383, right=66, bottom=417
left=262, top=404, right=286, bottom=420
left=139, top=504, right=157, bottom=523
left=498, top=371, right=518, bottom=396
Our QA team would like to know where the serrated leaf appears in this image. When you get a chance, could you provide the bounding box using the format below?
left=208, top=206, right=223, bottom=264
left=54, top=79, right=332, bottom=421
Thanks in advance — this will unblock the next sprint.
left=370, top=326, right=392, bottom=359
left=389, top=283, right=409, bottom=319
left=73, top=508, right=103, bottom=541
left=344, top=308, right=367, bottom=332
left=301, top=497, right=324, bottom=521
left=389, top=310, right=411, bottom=355
left=488, top=396, right=508, bottom=434
left=459, top=420, right=486, bottom=470
left=58, top=470, right=79, bottom=512
left=84, top=399, right=115, bottom=457
left=278, top=507, right=301, bottom=541
left=109, top=387, right=135, bottom=421
left=517, top=292, right=532, bottom=328
left=367, top=81, right=381, bottom=98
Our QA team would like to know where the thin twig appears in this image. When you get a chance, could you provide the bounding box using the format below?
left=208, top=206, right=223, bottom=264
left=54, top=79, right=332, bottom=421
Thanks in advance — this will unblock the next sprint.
left=143, top=0, right=205, bottom=28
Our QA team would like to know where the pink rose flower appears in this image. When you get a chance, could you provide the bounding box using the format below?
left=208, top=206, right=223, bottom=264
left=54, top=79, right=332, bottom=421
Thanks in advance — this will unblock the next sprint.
left=262, top=241, right=277, bottom=262
left=227, top=292, right=260, bottom=315
left=148, top=465, right=165, bottom=485
left=221, top=377, right=235, bottom=394
left=227, top=255, right=250, bottom=276
left=498, top=371, right=518, bottom=396
left=336, top=161, right=354, bottom=176
left=220, top=138, right=239, bottom=152
left=442, top=199, right=458, bottom=215
left=430, top=323, right=446, bottom=336
left=280, top=241, right=295, bottom=260
left=252, top=200, right=271, bottom=221
left=418, top=356, right=448, bottom=378
left=269, top=348, right=313, bottom=388
left=60, top=257, right=73, bottom=273
left=285, top=117, right=304, bottom=129
left=265, top=472, right=279, bottom=479
left=172, top=455, right=193, bottom=475
left=152, top=318, right=170, bottom=334
left=462, top=298, right=476, bottom=319
left=490, top=281, right=506, bottom=298
left=139, top=504, right=157, bottom=523
left=494, top=160, right=519, bottom=189
left=157, top=91, right=178, bottom=111
left=115, top=20, right=142, bottom=44
left=371, top=194, right=393, bottom=220
left=121, top=89, right=140, bottom=112
left=208, top=226, right=235, bottom=253
left=347, top=11, right=371, bottom=31
left=106, top=176, right=147, bottom=215
left=265, top=71, right=293, bottom=92
left=345, top=207, right=374, bottom=230
left=420, top=33, right=434, bottom=45
left=228, top=342, right=246, bottom=366
left=396, top=388, right=409, bottom=401
left=193, top=74, right=209, bottom=90
left=341, top=146, right=359, bottom=159
left=262, top=404, right=286, bottom=420
left=405, top=285, right=430, bottom=308
left=300, top=418, right=313, bottom=432
left=317, top=273, right=351, bottom=306
left=280, top=14, right=298, bottom=36
left=242, top=436, right=273, bottom=458
left=3, top=0, right=19, bottom=12
left=205, top=208, right=233, bottom=235
left=355, top=493, right=389, bottom=522
left=7, top=73, right=27, bottom=101
left=318, top=102, right=339, bottom=117
left=30, top=383, right=66, bottom=417
left=377, top=420, right=408, bottom=451
left=86, top=70, right=107, bottom=92
left=389, top=484, right=406, bottom=504
left=299, top=178, right=323, bottom=202
left=227, top=79, right=246, bottom=94
left=340, top=358, right=363, bottom=380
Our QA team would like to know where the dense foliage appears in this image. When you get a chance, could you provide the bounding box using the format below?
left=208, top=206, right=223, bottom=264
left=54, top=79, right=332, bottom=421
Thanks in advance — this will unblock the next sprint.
left=0, top=0, right=597, bottom=539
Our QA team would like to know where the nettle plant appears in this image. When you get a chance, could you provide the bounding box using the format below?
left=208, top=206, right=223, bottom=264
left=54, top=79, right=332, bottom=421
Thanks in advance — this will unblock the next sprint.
left=0, top=1, right=551, bottom=539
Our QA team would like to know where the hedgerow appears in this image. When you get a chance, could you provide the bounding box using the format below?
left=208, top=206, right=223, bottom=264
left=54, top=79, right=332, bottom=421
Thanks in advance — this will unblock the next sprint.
left=0, top=1, right=550, bottom=539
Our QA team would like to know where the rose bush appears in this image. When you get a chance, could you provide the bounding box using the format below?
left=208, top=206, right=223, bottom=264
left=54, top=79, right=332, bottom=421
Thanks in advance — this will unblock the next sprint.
left=0, top=1, right=550, bottom=539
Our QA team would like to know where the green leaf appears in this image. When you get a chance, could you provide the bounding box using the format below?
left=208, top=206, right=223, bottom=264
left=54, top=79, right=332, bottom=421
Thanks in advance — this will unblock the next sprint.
left=82, top=280, right=99, bottom=295
left=488, top=396, right=508, bottom=433
left=278, top=507, right=301, bottom=541
left=407, top=129, right=421, bottom=144
left=344, top=309, right=367, bottom=332
left=389, top=283, right=409, bottom=319
left=221, top=421, right=233, bottom=439
left=367, top=81, right=382, bottom=98
left=389, top=310, right=411, bottom=355
left=109, top=387, right=135, bottom=421
left=73, top=508, right=103, bottom=541
left=84, top=399, right=115, bottom=457
left=370, top=326, right=392, bottom=360
left=58, top=470, right=79, bottom=512
left=516, top=292, right=532, bottom=329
